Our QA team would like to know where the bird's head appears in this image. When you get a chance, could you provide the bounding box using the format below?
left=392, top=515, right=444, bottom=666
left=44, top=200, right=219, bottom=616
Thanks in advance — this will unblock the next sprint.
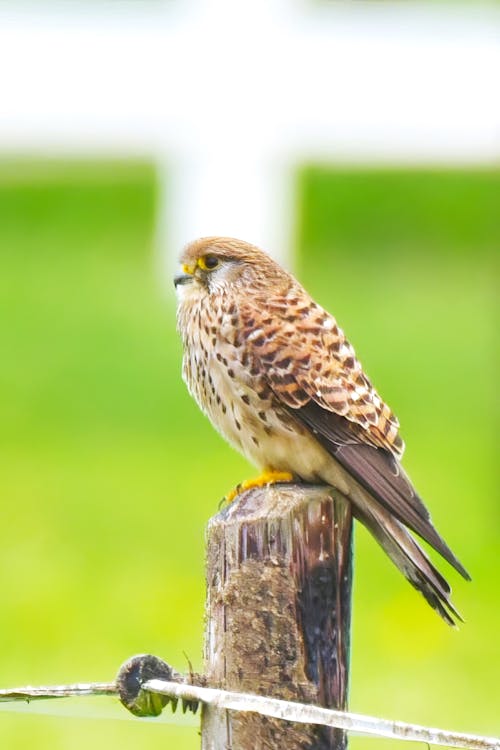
left=174, top=237, right=287, bottom=301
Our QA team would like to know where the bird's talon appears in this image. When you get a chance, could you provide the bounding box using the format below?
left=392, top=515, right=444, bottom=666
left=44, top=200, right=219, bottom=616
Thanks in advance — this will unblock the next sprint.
left=223, top=470, right=294, bottom=505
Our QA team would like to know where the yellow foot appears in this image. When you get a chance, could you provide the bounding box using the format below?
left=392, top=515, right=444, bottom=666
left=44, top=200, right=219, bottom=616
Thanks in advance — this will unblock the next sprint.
left=225, top=470, right=294, bottom=504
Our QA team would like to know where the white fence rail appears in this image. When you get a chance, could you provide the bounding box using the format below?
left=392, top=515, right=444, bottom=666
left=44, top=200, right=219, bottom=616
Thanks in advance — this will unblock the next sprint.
left=0, top=1, right=499, bottom=269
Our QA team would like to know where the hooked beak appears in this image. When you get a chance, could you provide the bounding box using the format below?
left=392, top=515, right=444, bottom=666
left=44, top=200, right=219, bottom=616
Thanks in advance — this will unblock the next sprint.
left=174, top=264, right=195, bottom=288
left=174, top=272, right=193, bottom=288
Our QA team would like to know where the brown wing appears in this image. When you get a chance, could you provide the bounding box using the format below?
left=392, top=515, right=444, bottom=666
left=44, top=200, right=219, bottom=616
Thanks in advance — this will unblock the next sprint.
left=240, top=291, right=404, bottom=456
left=240, top=292, right=470, bottom=581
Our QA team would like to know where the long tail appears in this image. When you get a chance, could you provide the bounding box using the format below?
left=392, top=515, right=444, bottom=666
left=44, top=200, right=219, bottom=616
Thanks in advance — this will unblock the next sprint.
left=351, top=486, right=462, bottom=626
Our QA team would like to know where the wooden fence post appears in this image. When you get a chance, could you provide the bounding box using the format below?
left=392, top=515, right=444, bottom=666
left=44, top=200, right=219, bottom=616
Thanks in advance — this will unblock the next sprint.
left=202, top=483, right=353, bottom=750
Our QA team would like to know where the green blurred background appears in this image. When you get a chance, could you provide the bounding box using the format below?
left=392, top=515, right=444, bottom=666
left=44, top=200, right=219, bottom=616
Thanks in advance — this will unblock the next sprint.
left=0, top=160, right=498, bottom=748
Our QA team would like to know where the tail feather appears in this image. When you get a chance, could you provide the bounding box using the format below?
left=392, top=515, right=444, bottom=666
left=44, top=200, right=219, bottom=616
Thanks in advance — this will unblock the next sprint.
left=296, top=402, right=470, bottom=581
left=351, top=488, right=463, bottom=626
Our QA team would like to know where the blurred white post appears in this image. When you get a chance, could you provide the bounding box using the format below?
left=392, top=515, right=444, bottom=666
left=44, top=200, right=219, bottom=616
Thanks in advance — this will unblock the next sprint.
left=163, top=152, right=295, bottom=272
left=0, top=0, right=498, bottom=277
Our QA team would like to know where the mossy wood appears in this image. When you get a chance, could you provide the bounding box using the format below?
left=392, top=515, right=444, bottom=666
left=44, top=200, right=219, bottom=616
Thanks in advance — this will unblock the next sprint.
left=202, top=484, right=353, bottom=750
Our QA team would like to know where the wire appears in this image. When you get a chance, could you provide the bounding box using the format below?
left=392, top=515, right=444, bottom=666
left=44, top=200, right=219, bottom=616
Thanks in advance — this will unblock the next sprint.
left=144, top=679, right=500, bottom=750
left=0, top=678, right=498, bottom=750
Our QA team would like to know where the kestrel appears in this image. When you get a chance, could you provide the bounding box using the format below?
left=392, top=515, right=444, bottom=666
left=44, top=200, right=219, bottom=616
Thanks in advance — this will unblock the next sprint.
left=174, top=236, right=469, bottom=625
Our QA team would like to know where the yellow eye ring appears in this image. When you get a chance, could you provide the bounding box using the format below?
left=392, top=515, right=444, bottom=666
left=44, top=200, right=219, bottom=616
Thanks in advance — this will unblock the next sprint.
left=197, top=255, right=220, bottom=271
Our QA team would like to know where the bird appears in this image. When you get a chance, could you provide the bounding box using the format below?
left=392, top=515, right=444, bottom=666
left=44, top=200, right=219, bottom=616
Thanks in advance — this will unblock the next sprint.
left=174, top=236, right=470, bottom=625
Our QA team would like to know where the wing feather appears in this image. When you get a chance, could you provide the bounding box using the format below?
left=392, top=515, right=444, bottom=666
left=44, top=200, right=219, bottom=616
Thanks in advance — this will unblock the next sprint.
left=298, top=402, right=470, bottom=580
left=239, top=294, right=470, bottom=582
left=240, top=294, right=404, bottom=456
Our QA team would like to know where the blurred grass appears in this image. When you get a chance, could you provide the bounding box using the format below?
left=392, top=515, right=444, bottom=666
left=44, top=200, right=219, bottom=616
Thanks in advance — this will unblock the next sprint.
left=0, top=160, right=498, bottom=748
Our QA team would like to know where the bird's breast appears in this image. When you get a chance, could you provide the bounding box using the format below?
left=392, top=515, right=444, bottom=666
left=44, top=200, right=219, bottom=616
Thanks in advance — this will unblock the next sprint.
left=177, top=297, right=330, bottom=479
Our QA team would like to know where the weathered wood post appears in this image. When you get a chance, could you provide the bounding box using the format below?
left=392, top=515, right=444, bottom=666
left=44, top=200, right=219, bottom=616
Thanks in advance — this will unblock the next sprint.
left=203, top=483, right=353, bottom=750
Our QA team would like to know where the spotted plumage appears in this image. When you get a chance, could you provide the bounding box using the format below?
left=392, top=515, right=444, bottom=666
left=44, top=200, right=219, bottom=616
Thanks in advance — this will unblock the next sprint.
left=175, top=236, right=469, bottom=625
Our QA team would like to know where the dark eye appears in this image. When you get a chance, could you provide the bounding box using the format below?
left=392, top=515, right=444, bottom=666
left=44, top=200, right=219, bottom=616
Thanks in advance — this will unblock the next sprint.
left=199, top=254, right=220, bottom=271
